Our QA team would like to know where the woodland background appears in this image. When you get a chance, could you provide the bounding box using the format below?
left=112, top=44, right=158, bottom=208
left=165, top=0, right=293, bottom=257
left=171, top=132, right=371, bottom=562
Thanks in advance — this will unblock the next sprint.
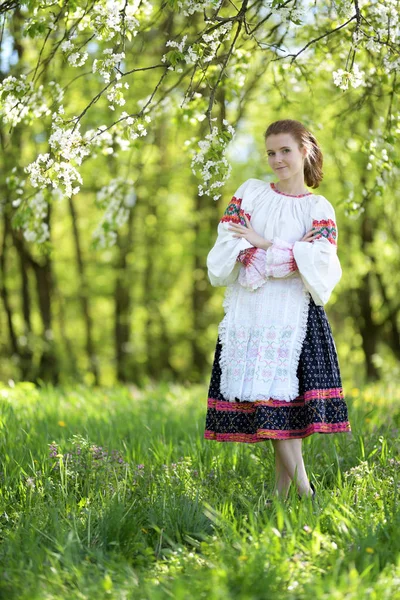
left=0, top=0, right=399, bottom=390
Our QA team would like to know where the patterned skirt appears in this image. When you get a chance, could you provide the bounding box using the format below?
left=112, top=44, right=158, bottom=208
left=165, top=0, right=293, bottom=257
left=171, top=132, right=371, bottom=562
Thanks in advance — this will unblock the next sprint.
left=204, top=296, right=352, bottom=442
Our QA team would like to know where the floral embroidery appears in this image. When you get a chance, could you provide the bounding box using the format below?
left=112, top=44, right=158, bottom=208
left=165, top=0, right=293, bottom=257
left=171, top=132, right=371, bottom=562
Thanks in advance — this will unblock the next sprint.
left=220, top=196, right=251, bottom=226
left=237, top=247, right=258, bottom=266
left=289, top=255, right=298, bottom=272
left=312, top=218, right=337, bottom=246
left=270, top=182, right=313, bottom=197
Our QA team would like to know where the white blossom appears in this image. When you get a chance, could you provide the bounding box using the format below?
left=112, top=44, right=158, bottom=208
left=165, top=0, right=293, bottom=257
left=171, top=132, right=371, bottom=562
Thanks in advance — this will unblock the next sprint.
left=67, top=51, right=89, bottom=67
left=176, top=0, right=222, bottom=17
left=92, top=178, right=137, bottom=248
left=332, top=63, right=365, bottom=90
left=162, top=22, right=233, bottom=67
left=0, top=75, right=63, bottom=127
left=106, top=82, right=128, bottom=109
left=93, top=49, right=126, bottom=83
left=189, top=121, right=236, bottom=199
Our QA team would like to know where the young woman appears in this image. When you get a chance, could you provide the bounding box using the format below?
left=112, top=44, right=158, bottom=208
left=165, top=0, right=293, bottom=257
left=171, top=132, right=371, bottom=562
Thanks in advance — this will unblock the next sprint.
left=204, top=119, right=352, bottom=502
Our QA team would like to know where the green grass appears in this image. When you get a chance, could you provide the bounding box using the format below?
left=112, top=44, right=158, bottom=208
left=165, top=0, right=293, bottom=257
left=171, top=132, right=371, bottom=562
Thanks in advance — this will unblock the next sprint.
left=0, top=379, right=399, bottom=599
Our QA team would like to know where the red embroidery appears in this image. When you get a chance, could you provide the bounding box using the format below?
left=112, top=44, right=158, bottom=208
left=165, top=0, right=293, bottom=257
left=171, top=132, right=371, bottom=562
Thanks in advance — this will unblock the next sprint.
left=237, top=247, right=258, bottom=266
left=270, top=182, right=313, bottom=198
left=312, top=218, right=337, bottom=246
left=289, top=256, right=298, bottom=272
left=220, top=196, right=251, bottom=226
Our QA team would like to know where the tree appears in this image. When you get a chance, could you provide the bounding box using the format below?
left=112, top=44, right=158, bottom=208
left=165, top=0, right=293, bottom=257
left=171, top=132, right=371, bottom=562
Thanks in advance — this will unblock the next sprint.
left=0, top=0, right=399, bottom=383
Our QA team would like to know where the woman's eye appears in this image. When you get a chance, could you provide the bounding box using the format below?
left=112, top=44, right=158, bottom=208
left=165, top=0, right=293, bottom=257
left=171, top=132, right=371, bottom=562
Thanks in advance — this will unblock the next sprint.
left=267, top=149, right=290, bottom=156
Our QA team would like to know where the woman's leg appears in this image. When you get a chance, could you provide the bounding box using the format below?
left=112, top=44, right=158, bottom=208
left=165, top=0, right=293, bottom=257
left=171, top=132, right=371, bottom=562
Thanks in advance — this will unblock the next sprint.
left=273, top=438, right=313, bottom=497
left=271, top=439, right=292, bottom=499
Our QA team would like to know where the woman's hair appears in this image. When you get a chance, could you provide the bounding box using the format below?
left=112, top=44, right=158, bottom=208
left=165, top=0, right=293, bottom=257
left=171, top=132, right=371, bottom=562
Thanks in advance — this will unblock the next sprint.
left=264, top=119, right=323, bottom=189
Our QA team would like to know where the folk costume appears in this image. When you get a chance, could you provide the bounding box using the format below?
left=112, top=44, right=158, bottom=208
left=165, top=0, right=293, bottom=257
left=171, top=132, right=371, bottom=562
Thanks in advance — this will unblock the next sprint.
left=204, top=178, right=352, bottom=442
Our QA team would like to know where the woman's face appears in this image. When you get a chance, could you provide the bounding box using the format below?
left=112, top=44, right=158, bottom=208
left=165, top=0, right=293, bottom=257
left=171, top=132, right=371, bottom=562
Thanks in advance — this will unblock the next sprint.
left=265, top=133, right=306, bottom=179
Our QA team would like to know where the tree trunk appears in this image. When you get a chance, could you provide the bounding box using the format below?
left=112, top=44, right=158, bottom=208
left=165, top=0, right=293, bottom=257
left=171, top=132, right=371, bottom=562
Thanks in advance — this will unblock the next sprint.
left=115, top=207, right=134, bottom=382
left=68, top=195, right=100, bottom=384
left=0, top=216, right=19, bottom=356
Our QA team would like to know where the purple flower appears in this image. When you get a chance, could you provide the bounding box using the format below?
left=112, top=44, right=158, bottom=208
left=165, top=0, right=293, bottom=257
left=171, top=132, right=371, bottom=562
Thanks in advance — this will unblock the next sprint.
left=137, top=464, right=144, bottom=470
left=48, top=443, right=58, bottom=458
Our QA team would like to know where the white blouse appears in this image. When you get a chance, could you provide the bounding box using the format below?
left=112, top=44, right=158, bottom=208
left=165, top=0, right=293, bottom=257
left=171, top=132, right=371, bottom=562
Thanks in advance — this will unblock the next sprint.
left=206, top=178, right=342, bottom=403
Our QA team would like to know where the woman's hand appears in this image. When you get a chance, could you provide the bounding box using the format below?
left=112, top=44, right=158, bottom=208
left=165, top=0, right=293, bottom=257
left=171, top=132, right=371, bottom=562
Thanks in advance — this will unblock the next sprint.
left=228, top=215, right=271, bottom=249
left=301, top=228, right=321, bottom=243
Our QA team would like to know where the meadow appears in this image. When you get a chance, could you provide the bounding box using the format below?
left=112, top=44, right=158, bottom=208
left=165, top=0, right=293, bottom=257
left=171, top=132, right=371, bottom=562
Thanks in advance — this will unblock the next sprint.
left=0, top=378, right=399, bottom=599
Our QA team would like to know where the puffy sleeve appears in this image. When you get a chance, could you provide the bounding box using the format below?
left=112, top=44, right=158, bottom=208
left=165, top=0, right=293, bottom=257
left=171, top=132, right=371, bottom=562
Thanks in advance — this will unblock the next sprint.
left=292, top=195, right=342, bottom=306
left=206, top=179, right=256, bottom=287
left=237, top=239, right=298, bottom=290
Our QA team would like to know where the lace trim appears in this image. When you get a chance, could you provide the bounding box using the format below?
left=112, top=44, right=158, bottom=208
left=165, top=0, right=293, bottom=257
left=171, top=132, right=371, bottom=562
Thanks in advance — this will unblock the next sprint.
left=217, top=284, right=235, bottom=400
left=288, top=290, right=311, bottom=401
left=265, top=239, right=298, bottom=277
left=238, top=248, right=267, bottom=291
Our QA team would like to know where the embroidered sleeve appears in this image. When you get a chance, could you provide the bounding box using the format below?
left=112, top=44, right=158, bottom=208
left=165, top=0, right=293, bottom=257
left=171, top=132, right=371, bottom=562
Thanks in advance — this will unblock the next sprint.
left=207, top=180, right=255, bottom=287
left=237, top=239, right=299, bottom=291
left=265, top=238, right=298, bottom=277
left=292, top=196, right=342, bottom=306
left=221, top=196, right=252, bottom=227
left=237, top=247, right=267, bottom=290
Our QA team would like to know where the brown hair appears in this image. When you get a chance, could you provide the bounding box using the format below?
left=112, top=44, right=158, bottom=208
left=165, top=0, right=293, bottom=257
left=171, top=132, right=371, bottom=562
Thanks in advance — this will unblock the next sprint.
left=264, top=119, right=323, bottom=189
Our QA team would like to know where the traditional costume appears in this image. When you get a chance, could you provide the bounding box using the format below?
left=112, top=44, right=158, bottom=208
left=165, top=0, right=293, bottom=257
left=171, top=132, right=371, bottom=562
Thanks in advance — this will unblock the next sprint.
left=204, top=178, right=352, bottom=441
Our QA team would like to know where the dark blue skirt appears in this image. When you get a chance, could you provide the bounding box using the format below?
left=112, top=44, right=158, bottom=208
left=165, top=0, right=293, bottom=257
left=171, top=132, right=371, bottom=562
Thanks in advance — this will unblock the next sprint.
left=204, top=295, right=352, bottom=442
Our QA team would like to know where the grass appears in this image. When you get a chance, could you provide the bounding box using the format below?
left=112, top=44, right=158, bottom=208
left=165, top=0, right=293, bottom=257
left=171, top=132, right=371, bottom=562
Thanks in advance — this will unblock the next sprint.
left=0, top=378, right=399, bottom=599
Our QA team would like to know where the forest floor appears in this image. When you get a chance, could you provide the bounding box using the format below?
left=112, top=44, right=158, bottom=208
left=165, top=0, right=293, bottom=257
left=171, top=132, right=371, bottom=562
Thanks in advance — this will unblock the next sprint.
left=0, top=379, right=399, bottom=599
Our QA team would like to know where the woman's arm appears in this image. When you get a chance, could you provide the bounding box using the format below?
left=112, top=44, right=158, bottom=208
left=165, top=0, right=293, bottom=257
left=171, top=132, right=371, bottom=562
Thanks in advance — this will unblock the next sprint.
left=292, top=196, right=342, bottom=305
left=206, top=180, right=255, bottom=287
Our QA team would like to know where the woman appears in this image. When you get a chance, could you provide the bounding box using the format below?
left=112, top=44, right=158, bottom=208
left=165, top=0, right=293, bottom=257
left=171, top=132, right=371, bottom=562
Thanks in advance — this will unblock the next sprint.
left=204, top=119, right=352, bottom=503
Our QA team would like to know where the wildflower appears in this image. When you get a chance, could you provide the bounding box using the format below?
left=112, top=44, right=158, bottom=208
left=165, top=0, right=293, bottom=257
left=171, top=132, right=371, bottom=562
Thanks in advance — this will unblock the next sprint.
left=26, top=477, right=35, bottom=488
left=49, top=442, right=58, bottom=458
left=58, top=420, right=66, bottom=427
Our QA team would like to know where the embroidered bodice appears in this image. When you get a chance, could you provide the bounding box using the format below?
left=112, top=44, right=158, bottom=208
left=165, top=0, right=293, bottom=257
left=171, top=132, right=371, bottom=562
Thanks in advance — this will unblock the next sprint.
left=207, top=178, right=341, bottom=306
left=206, top=178, right=342, bottom=403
